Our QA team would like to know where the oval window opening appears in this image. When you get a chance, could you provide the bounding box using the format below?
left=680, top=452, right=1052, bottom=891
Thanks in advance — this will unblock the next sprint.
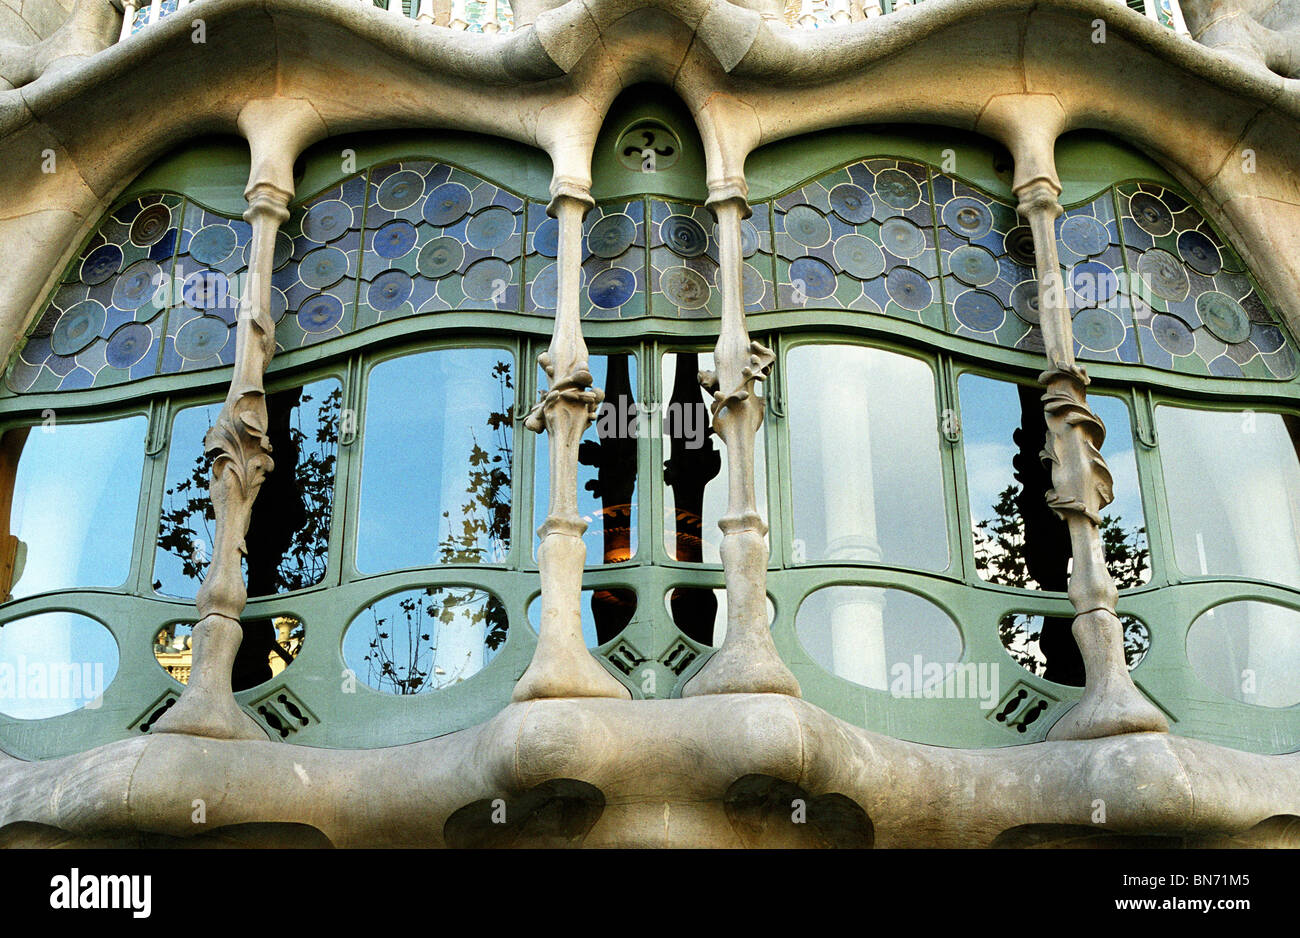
left=1187, top=601, right=1300, bottom=708
left=155, top=616, right=305, bottom=691
left=0, top=612, right=119, bottom=719
left=662, top=588, right=775, bottom=648
left=344, top=587, right=507, bottom=694
left=998, top=612, right=1149, bottom=685
left=528, top=588, right=636, bottom=649
left=795, top=586, right=962, bottom=692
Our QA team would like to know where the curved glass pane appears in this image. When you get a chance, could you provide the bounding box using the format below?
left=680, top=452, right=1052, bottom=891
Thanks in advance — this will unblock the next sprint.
left=796, top=586, right=963, bottom=692
left=1157, top=405, right=1300, bottom=588
left=3, top=415, right=145, bottom=600
left=662, top=587, right=774, bottom=647
left=661, top=351, right=766, bottom=564
left=960, top=375, right=1148, bottom=590
left=787, top=345, right=947, bottom=570
left=1187, top=601, right=1300, bottom=708
left=534, top=354, right=637, bottom=565
left=154, top=616, right=304, bottom=691
left=527, top=588, right=637, bottom=648
left=154, top=379, right=339, bottom=597
left=0, top=612, right=119, bottom=718
left=343, top=587, right=507, bottom=694
left=357, top=348, right=513, bottom=573
left=999, top=612, right=1149, bottom=684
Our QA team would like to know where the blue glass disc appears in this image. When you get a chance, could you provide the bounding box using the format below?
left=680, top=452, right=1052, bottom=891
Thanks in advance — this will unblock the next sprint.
left=81, top=245, right=123, bottom=285
left=104, top=322, right=153, bottom=369
left=783, top=205, right=831, bottom=249
left=949, top=244, right=999, bottom=286
left=374, top=220, right=418, bottom=259
left=1071, top=260, right=1119, bottom=306
left=662, top=215, right=708, bottom=257
left=1178, top=229, right=1221, bottom=276
left=367, top=271, right=413, bottom=312
left=467, top=207, right=516, bottom=251
left=588, top=267, right=637, bottom=309
left=377, top=170, right=425, bottom=212
left=423, top=183, right=473, bottom=227
left=416, top=236, right=464, bottom=279
left=1151, top=313, right=1194, bottom=355
left=175, top=315, right=229, bottom=360
left=952, top=290, right=1005, bottom=332
left=112, top=260, right=161, bottom=310
left=532, top=217, right=559, bottom=258
left=298, top=293, right=345, bottom=332
left=301, top=247, right=349, bottom=290
left=588, top=213, right=637, bottom=259
left=462, top=258, right=512, bottom=301
left=51, top=300, right=106, bottom=356
left=942, top=197, right=993, bottom=239
left=302, top=200, right=354, bottom=243
left=189, top=224, right=237, bottom=266
left=829, top=184, right=873, bottom=224
left=789, top=256, right=836, bottom=299
left=1060, top=215, right=1108, bottom=257
left=886, top=266, right=933, bottom=311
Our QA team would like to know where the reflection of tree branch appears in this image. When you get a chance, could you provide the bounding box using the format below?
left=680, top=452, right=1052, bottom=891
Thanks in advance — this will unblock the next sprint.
left=980, top=485, right=1150, bottom=682
left=363, top=360, right=513, bottom=692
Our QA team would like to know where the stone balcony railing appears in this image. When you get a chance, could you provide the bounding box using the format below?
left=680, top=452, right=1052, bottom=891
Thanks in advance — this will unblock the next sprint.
left=116, top=0, right=1190, bottom=41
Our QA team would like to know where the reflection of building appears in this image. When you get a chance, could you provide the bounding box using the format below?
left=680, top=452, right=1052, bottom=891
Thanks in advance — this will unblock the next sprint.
left=152, top=619, right=302, bottom=686
left=1, top=0, right=1299, bottom=848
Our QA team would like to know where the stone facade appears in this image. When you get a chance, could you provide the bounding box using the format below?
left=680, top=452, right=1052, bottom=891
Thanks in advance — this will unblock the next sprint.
left=0, top=0, right=1297, bottom=848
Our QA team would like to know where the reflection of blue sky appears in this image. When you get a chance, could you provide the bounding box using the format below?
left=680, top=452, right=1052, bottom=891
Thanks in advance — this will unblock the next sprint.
left=342, top=588, right=498, bottom=692
left=959, top=374, right=1146, bottom=545
left=534, top=355, right=638, bottom=563
left=358, top=349, right=513, bottom=574
left=10, top=416, right=145, bottom=599
left=154, top=402, right=221, bottom=597
left=0, top=612, right=118, bottom=719
left=153, top=379, right=340, bottom=597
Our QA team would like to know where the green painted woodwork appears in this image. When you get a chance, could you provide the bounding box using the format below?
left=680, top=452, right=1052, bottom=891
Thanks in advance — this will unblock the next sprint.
left=2, top=114, right=1297, bottom=761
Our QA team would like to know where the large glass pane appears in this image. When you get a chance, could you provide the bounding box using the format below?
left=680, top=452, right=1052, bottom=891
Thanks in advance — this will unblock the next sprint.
left=786, top=344, right=947, bottom=570
left=1157, top=405, right=1300, bottom=588
left=960, top=374, right=1148, bottom=590
left=154, top=378, right=340, bottom=597
left=534, top=353, right=638, bottom=566
left=661, top=351, right=766, bottom=564
left=960, top=375, right=1148, bottom=686
left=2, top=415, right=145, bottom=600
left=0, top=612, right=119, bottom=718
left=1187, top=600, right=1300, bottom=708
left=357, top=348, right=513, bottom=573
left=343, top=587, right=507, bottom=694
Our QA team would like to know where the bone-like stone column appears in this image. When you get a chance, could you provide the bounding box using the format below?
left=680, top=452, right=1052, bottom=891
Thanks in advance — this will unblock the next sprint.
left=153, top=100, right=325, bottom=739
left=513, top=183, right=629, bottom=701
left=683, top=193, right=800, bottom=697
left=1016, top=178, right=1168, bottom=740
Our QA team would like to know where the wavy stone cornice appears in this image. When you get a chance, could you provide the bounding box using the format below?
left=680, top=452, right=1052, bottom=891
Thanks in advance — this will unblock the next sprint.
left=0, top=694, right=1296, bottom=847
